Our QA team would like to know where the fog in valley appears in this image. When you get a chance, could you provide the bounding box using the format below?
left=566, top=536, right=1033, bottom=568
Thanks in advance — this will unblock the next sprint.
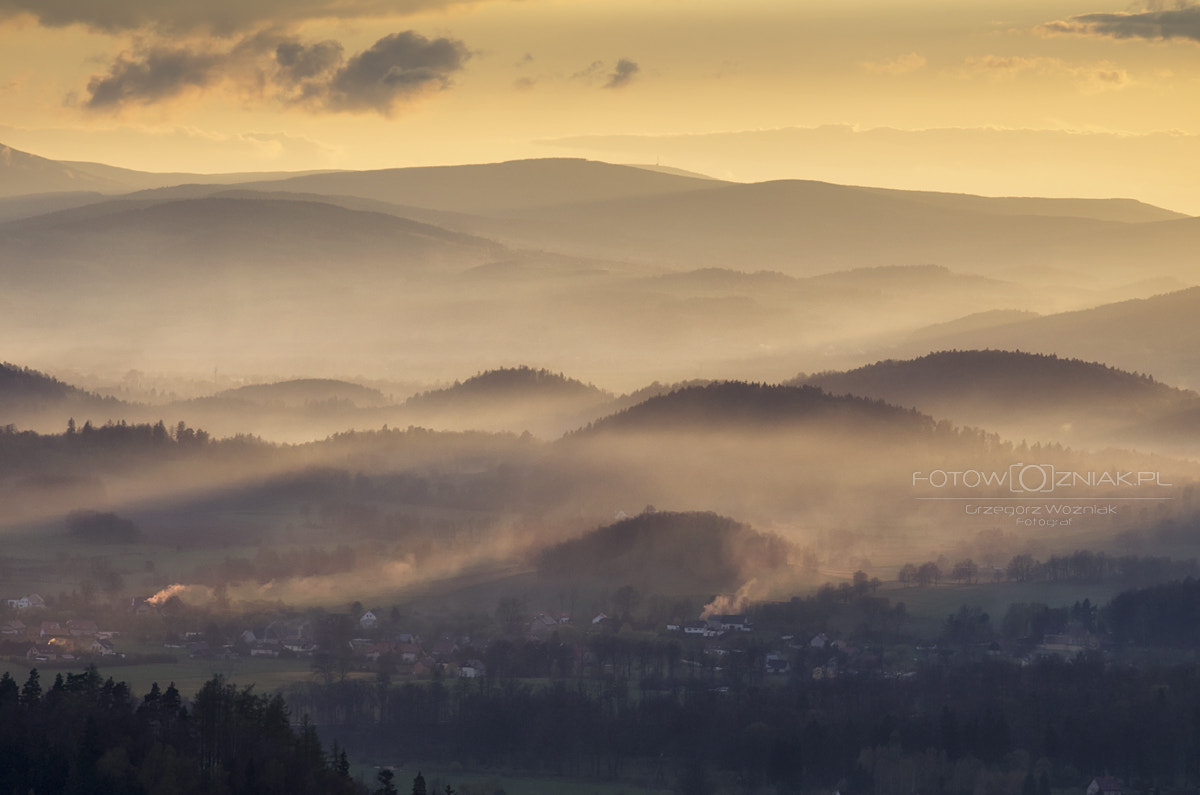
left=5, top=145, right=1200, bottom=620
left=5, top=145, right=1200, bottom=794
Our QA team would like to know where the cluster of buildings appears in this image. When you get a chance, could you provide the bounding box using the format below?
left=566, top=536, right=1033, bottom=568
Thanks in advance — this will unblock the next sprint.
left=1, top=594, right=120, bottom=662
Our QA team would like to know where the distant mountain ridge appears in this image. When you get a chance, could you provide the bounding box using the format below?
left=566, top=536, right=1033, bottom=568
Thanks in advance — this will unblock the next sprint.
left=0, top=145, right=125, bottom=197
left=0, top=143, right=332, bottom=198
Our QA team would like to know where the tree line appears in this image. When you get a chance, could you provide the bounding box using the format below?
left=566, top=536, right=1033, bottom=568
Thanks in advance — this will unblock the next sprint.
left=0, top=665, right=361, bottom=795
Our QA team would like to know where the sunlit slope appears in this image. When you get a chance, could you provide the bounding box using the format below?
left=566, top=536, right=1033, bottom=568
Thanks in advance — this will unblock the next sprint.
left=0, top=144, right=126, bottom=197
left=0, top=196, right=501, bottom=279
left=240, top=157, right=730, bottom=214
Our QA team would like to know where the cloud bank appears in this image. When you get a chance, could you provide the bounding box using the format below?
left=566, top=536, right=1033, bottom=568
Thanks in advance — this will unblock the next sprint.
left=83, top=30, right=471, bottom=115
left=1040, top=5, right=1200, bottom=43
left=0, top=0, right=477, bottom=35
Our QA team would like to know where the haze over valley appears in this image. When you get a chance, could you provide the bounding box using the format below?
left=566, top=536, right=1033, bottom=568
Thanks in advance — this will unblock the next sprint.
left=3, top=142, right=1200, bottom=794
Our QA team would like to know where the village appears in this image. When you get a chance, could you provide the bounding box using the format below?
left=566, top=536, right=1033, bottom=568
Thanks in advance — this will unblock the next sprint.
left=1, top=585, right=1111, bottom=688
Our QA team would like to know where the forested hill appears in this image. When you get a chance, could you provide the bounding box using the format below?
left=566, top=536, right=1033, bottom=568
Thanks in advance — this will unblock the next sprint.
left=404, top=366, right=611, bottom=410
left=535, top=509, right=789, bottom=591
left=0, top=362, right=124, bottom=418
left=215, top=378, right=389, bottom=408
left=575, top=381, right=935, bottom=435
left=798, top=350, right=1190, bottom=410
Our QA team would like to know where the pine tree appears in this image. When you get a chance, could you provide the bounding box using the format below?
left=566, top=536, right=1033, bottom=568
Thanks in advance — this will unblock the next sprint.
left=376, top=768, right=398, bottom=795
left=20, top=668, right=41, bottom=706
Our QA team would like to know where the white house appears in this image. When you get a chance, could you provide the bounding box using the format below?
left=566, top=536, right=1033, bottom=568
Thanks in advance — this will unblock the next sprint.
left=6, top=594, right=45, bottom=610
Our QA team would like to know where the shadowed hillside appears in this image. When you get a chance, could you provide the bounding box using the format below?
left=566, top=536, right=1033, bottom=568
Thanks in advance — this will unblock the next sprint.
left=891, top=288, right=1200, bottom=391
left=399, top=366, right=615, bottom=436
left=0, top=363, right=126, bottom=430
left=799, top=350, right=1200, bottom=455
left=801, top=350, right=1188, bottom=412
left=216, top=379, right=390, bottom=409
left=535, top=509, right=790, bottom=592
left=576, top=381, right=933, bottom=435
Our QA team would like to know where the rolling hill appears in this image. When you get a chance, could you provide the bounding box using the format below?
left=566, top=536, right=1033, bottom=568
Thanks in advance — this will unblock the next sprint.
left=216, top=379, right=390, bottom=408
left=0, top=195, right=502, bottom=279
left=0, top=144, right=126, bottom=198
left=0, top=363, right=127, bottom=432
left=3, top=145, right=1198, bottom=391
left=575, top=381, right=934, bottom=435
left=797, top=350, right=1199, bottom=452
left=237, top=157, right=729, bottom=215
left=399, top=367, right=615, bottom=436
left=890, top=288, right=1200, bottom=391
left=535, top=509, right=790, bottom=593
left=484, top=178, right=1200, bottom=281
left=0, top=142, right=332, bottom=199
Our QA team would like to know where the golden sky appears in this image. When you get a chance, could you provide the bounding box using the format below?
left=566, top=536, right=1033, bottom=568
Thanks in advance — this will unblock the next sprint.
left=3, top=0, right=1200, bottom=211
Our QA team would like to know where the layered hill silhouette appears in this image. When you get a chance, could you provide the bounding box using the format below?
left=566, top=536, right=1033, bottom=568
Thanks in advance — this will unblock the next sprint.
left=576, top=381, right=934, bottom=436
left=0, top=363, right=127, bottom=431
left=3, top=143, right=1198, bottom=393
left=0, top=145, right=125, bottom=197
left=7, top=147, right=1195, bottom=285
left=399, top=367, right=615, bottom=437
left=892, top=288, right=1200, bottom=391
left=0, top=195, right=502, bottom=281
left=0, top=143, right=331, bottom=199
left=229, top=157, right=729, bottom=215
left=216, top=379, right=390, bottom=408
left=447, top=177, right=1200, bottom=281
left=797, top=350, right=1200, bottom=452
left=535, top=510, right=790, bottom=592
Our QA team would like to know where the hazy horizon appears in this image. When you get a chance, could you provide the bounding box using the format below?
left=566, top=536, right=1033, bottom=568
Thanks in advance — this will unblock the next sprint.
left=5, top=6, right=1200, bottom=791
left=6, top=0, right=1200, bottom=213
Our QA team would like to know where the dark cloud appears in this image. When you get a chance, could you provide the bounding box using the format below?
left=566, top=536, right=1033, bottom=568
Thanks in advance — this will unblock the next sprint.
left=571, top=60, right=605, bottom=81
left=85, top=47, right=227, bottom=109
left=272, top=39, right=345, bottom=107
left=82, top=30, right=470, bottom=115
left=275, top=39, right=343, bottom=84
left=323, top=31, right=471, bottom=114
left=0, top=0, right=474, bottom=36
left=604, top=58, right=639, bottom=89
left=1040, top=5, right=1200, bottom=42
